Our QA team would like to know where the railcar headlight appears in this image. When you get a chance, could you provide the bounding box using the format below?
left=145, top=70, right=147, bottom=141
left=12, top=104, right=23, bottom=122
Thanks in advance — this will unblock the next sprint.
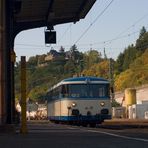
left=72, top=102, right=77, bottom=107
left=100, top=102, right=105, bottom=107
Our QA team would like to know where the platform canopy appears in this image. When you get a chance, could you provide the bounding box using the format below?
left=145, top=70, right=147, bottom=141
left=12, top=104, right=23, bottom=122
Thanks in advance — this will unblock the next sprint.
left=13, top=0, right=96, bottom=34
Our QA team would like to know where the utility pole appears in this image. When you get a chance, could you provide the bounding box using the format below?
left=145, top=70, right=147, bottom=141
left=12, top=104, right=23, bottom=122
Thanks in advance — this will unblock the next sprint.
left=109, top=58, right=114, bottom=101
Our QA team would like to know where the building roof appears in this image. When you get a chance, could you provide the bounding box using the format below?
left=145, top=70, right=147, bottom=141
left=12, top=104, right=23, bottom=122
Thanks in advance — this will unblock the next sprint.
left=13, top=0, right=96, bottom=35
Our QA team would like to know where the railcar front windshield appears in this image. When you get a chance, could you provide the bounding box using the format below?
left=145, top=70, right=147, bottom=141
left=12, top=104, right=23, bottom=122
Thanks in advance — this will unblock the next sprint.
left=61, top=83, right=110, bottom=99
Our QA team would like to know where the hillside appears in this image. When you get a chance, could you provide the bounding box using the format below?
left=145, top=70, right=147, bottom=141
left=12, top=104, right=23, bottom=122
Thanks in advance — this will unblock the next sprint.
left=115, top=49, right=148, bottom=91
left=14, top=27, right=148, bottom=101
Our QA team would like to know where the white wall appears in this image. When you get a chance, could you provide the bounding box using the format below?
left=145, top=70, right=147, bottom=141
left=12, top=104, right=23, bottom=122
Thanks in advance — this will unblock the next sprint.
left=115, top=85, right=148, bottom=105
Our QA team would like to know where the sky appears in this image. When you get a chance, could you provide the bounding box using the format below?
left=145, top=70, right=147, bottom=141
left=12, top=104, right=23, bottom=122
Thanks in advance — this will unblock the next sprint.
left=14, top=0, right=148, bottom=62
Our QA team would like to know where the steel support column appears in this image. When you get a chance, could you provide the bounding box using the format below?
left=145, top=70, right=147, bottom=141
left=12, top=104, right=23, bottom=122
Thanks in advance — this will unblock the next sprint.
left=5, top=0, right=14, bottom=124
left=0, top=0, right=7, bottom=124
left=5, top=0, right=15, bottom=124
left=0, top=0, right=14, bottom=124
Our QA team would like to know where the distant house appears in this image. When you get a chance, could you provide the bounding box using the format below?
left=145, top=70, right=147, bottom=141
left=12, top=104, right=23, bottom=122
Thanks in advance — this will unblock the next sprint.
left=45, top=49, right=61, bottom=61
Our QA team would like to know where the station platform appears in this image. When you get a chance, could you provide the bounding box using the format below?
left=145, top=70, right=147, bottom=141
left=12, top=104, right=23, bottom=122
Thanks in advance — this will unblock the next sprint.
left=100, top=119, right=148, bottom=129
left=1, top=119, right=148, bottom=133
left=0, top=124, right=16, bottom=133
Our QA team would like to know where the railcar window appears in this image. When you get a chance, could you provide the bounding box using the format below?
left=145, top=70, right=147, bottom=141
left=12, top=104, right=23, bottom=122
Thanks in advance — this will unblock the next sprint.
left=52, top=87, right=60, bottom=100
left=61, top=85, right=69, bottom=97
left=69, top=84, right=88, bottom=98
left=60, top=83, right=110, bottom=99
left=89, top=84, right=110, bottom=98
left=47, top=90, right=54, bottom=102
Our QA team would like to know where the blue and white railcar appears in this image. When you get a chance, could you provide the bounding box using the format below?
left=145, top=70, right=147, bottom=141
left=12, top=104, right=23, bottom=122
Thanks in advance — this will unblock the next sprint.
left=47, top=76, right=111, bottom=125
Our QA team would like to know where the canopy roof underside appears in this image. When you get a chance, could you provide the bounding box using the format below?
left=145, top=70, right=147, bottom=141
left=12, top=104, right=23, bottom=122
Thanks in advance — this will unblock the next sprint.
left=14, top=0, right=96, bottom=33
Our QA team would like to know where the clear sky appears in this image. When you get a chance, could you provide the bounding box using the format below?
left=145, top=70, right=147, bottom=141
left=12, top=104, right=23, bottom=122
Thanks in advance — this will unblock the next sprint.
left=14, top=0, right=148, bottom=62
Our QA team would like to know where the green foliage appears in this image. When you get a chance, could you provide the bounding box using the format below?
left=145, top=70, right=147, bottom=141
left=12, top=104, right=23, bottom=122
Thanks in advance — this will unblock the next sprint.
left=111, top=99, right=121, bottom=107
left=15, top=46, right=86, bottom=101
left=15, top=26, right=148, bottom=100
left=115, top=27, right=148, bottom=77
left=136, top=26, right=148, bottom=52
left=27, top=56, right=38, bottom=67
left=115, top=45, right=138, bottom=74
left=115, top=49, right=148, bottom=91
left=64, top=60, right=76, bottom=75
left=139, top=26, right=146, bottom=38
left=83, top=50, right=102, bottom=69
left=115, top=52, right=124, bottom=74
left=82, top=60, right=109, bottom=79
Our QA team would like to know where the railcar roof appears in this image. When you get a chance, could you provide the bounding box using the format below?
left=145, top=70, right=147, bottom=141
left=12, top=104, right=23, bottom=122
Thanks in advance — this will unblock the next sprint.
left=47, top=77, right=109, bottom=92
left=62, top=76, right=108, bottom=82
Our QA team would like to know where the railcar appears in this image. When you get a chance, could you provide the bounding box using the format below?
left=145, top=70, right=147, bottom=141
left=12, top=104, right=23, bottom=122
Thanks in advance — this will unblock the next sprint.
left=47, top=76, right=112, bottom=126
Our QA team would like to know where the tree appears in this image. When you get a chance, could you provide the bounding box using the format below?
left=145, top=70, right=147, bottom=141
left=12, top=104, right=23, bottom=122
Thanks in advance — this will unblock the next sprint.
left=83, top=50, right=102, bottom=69
left=115, top=52, right=125, bottom=74
left=115, top=44, right=138, bottom=74
left=27, top=56, right=38, bottom=67
left=37, top=54, right=46, bottom=65
left=64, top=60, right=76, bottom=76
left=139, top=26, right=146, bottom=38
left=122, top=45, right=137, bottom=71
left=70, top=44, right=80, bottom=61
left=59, top=46, right=65, bottom=53
left=111, top=99, right=121, bottom=107
left=82, top=60, right=109, bottom=79
left=136, top=26, right=148, bottom=52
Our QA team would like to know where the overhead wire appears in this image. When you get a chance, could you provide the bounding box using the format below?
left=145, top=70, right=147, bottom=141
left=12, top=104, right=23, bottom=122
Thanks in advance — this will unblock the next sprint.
left=15, top=24, right=148, bottom=50
left=15, top=25, right=148, bottom=51
left=14, top=0, right=148, bottom=57
left=92, top=25, right=148, bottom=45
left=15, top=3, right=148, bottom=50
left=99, top=13, right=148, bottom=46
left=74, top=0, right=114, bottom=45
left=57, top=23, right=72, bottom=44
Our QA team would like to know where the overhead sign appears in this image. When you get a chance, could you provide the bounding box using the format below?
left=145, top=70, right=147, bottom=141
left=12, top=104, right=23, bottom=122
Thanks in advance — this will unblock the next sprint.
left=45, top=30, right=56, bottom=44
